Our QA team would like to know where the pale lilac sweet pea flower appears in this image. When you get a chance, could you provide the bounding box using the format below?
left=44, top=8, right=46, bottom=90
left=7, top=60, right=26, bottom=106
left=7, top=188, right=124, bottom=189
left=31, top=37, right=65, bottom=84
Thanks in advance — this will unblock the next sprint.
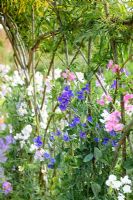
left=2, top=181, right=12, bottom=194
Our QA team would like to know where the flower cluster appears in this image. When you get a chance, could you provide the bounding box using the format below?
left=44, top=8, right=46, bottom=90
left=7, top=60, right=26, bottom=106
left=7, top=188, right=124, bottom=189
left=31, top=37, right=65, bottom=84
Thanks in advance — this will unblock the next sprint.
left=107, top=60, right=120, bottom=73
left=0, top=135, right=13, bottom=163
left=97, top=94, right=112, bottom=106
left=124, top=93, right=133, bottom=116
left=58, top=86, right=73, bottom=111
left=14, top=125, right=32, bottom=148
left=106, top=174, right=132, bottom=200
left=100, top=110, right=124, bottom=132
left=34, top=136, right=43, bottom=148
left=2, top=181, right=12, bottom=195
left=16, top=102, right=28, bottom=117
left=34, top=148, right=56, bottom=169
left=69, top=116, right=80, bottom=127
left=77, top=83, right=90, bottom=100
left=11, top=71, right=24, bottom=86
left=61, top=69, right=76, bottom=81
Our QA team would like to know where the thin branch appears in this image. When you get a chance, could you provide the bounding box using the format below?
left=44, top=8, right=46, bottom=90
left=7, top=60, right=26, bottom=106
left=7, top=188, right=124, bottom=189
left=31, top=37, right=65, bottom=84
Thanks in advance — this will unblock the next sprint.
left=28, top=30, right=60, bottom=69
left=77, top=47, right=108, bottom=95
left=41, top=37, right=62, bottom=110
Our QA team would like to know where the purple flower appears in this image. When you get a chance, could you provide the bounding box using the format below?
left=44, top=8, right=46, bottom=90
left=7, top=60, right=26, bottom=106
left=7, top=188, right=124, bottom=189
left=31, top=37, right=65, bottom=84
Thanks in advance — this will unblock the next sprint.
left=77, top=90, right=85, bottom=100
left=56, top=130, right=61, bottom=136
left=48, top=163, right=54, bottom=169
left=87, top=116, right=92, bottom=123
left=5, top=135, right=13, bottom=145
left=44, top=152, right=51, bottom=159
left=109, top=130, right=116, bottom=136
left=82, top=83, right=90, bottom=93
left=0, top=152, right=7, bottom=163
left=81, top=123, right=87, bottom=127
left=80, top=132, right=86, bottom=139
left=2, top=181, right=12, bottom=194
left=102, top=137, right=109, bottom=145
left=0, top=139, right=8, bottom=152
left=111, top=80, right=117, bottom=89
left=58, top=86, right=73, bottom=111
left=63, top=134, right=70, bottom=142
left=94, top=137, right=100, bottom=142
left=50, top=135, right=54, bottom=141
left=69, top=116, right=80, bottom=127
left=111, top=140, right=118, bottom=147
left=34, top=136, right=43, bottom=147
left=50, top=158, right=56, bottom=164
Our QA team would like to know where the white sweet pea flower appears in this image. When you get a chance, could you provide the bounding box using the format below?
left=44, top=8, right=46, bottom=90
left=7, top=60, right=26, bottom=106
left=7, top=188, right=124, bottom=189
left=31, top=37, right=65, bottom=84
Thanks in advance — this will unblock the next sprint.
left=14, top=133, right=22, bottom=140
left=123, top=185, right=132, bottom=193
left=12, top=71, right=24, bottom=86
left=106, top=174, right=117, bottom=186
left=0, top=85, right=12, bottom=97
left=29, top=144, right=38, bottom=152
left=21, top=132, right=30, bottom=140
left=106, top=175, right=122, bottom=190
left=21, top=125, right=32, bottom=135
left=45, top=76, right=52, bottom=93
left=118, top=193, right=125, bottom=200
left=75, top=72, right=84, bottom=82
left=100, top=110, right=110, bottom=123
left=27, top=85, right=33, bottom=96
left=40, top=106, right=48, bottom=127
left=120, top=175, right=132, bottom=185
left=34, top=148, right=45, bottom=161
left=17, top=102, right=28, bottom=116
left=112, top=181, right=122, bottom=190
left=35, top=71, right=43, bottom=92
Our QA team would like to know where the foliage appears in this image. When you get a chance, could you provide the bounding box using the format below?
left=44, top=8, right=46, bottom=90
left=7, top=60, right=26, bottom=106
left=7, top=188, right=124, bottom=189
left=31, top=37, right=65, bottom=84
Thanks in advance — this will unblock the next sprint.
left=0, top=0, right=133, bottom=199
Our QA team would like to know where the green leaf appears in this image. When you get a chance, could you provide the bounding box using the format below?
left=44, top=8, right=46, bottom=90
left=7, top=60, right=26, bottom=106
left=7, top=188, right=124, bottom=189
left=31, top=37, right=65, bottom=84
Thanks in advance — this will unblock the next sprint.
left=94, top=147, right=102, bottom=160
left=91, top=182, right=101, bottom=197
left=83, top=153, right=93, bottom=162
left=123, top=158, right=133, bottom=170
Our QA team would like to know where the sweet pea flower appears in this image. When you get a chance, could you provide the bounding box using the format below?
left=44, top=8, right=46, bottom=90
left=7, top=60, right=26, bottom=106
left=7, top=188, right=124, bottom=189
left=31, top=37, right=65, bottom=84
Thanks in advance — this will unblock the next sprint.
left=100, top=110, right=124, bottom=132
left=107, top=60, right=113, bottom=69
left=123, top=185, right=132, bottom=193
left=106, top=175, right=122, bottom=190
left=120, top=175, right=132, bottom=185
left=124, top=93, right=133, bottom=102
left=97, top=94, right=112, bottom=106
left=118, top=193, right=125, bottom=200
left=61, top=69, right=76, bottom=81
left=107, top=60, right=120, bottom=73
left=2, top=181, right=12, bottom=194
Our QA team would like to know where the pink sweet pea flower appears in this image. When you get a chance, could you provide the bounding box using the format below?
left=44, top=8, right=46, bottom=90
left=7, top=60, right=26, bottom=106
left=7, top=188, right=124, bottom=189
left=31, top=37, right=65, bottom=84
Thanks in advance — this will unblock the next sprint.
left=102, top=110, right=124, bottom=132
left=68, top=72, right=76, bottom=81
left=107, top=60, right=113, bottom=69
left=97, top=94, right=112, bottom=106
left=114, top=123, right=124, bottom=132
left=61, top=70, right=76, bottom=81
left=124, top=94, right=133, bottom=102
left=62, top=72, right=68, bottom=78
left=97, top=99, right=105, bottom=106
left=112, top=64, right=120, bottom=73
